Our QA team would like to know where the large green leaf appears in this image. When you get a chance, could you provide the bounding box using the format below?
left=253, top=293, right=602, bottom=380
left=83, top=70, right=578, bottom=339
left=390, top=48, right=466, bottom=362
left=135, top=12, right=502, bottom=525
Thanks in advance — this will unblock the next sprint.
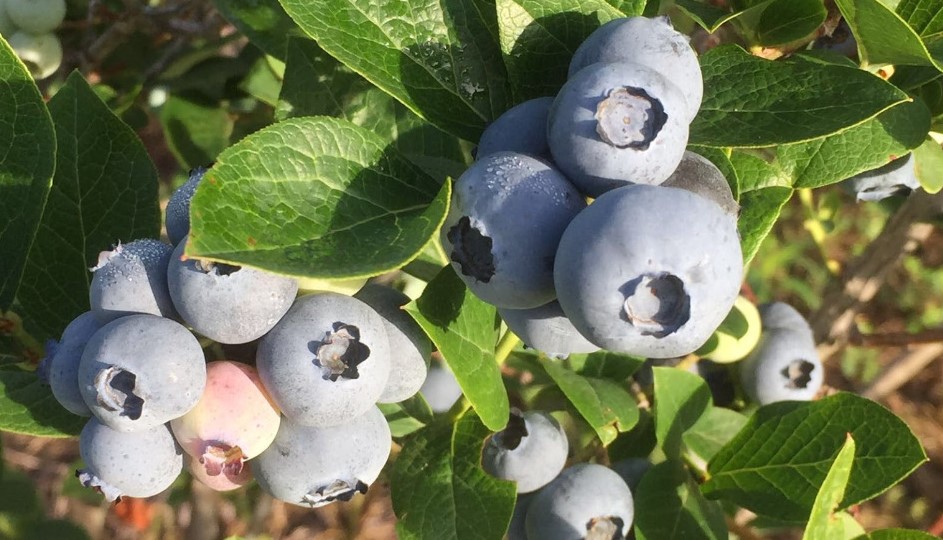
left=495, top=0, right=626, bottom=100
left=160, top=95, right=234, bottom=168
left=747, top=0, right=827, bottom=46
left=836, top=0, right=943, bottom=70
left=682, top=406, right=748, bottom=465
left=897, top=0, right=943, bottom=35
left=912, top=137, right=943, bottom=192
left=855, top=530, right=942, bottom=540
left=652, top=367, right=711, bottom=460
left=187, top=116, right=450, bottom=278
left=16, top=72, right=160, bottom=340
left=405, top=266, right=508, bottom=431
left=803, top=435, right=863, bottom=540
left=277, top=37, right=468, bottom=182
left=212, top=0, right=304, bottom=59
left=704, top=392, right=927, bottom=522
left=0, top=38, right=56, bottom=311
left=737, top=186, right=793, bottom=265
left=278, top=0, right=511, bottom=141
left=691, top=45, right=910, bottom=147
left=0, top=365, right=84, bottom=437
left=634, top=460, right=727, bottom=540
left=543, top=359, right=639, bottom=445
left=379, top=394, right=435, bottom=438
left=391, top=410, right=516, bottom=540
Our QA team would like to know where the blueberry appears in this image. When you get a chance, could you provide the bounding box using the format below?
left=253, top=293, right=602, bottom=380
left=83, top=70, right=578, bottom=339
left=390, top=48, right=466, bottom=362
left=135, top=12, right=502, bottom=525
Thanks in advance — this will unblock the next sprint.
left=187, top=454, right=252, bottom=492
left=569, top=16, right=703, bottom=123
left=256, top=292, right=391, bottom=427
left=253, top=406, right=391, bottom=508
left=739, top=302, right=823, bottom=405
left=170, top=361, right=280, bottom=488
left=78, top=314, right=206, bottom=432
left=8, top=31, right=62, bottom=79
left=844, top=154, right=920, bottom=202
left=167, top=236, right=298, bottom=344
left=419, top=360, right=463, bottom=413
left=482, top=409, right=568, bottom=493
left=662, top=151, right=739, bottom=218
left=4, top=0, right=66, bottom=34
left=813, top=19, right=858, bottom=60
left=476, top=97, right=554, bottom=160
left=77, top=417, right=183, bottom=501
left=693, top=359, right=737, bottom=408
left=548, top=62, right=689, bottom=197
left=498, top=301, right=599, bottom=359
left=354, top=284, right=431, bottom=403
left=554, top=185, right=743, bottom=358
left=507, top=491, right=538, bottom=540
left=89, top=239, right=177, bottom=323
left=43, top=312, right=103, bottom=416
left=525, top=463, right=634, bottom=540
left=165, top=166, right=208, bottom=246
left=441, top=152, right=586, bottom=309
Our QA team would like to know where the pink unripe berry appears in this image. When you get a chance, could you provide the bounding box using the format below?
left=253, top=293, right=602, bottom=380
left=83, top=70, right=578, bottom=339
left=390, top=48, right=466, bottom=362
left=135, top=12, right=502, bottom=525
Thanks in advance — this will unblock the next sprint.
left=186, top=455, right=252, bottom=492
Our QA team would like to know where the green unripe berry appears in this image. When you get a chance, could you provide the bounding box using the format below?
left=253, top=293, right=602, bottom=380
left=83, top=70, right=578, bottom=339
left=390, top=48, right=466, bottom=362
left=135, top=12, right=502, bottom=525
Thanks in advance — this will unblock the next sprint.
left=5, top=0, right=65, bottom=34
left=8, top=31, right=61, bottom=79
left=0, top=0, right=16, bottom=37
left=696, top=296, right=762, bottom=364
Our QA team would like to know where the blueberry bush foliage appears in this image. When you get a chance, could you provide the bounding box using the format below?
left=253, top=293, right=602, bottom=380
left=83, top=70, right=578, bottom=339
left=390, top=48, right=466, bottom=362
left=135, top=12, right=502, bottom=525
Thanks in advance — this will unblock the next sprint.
left=2, top=0, right=943, bottom=538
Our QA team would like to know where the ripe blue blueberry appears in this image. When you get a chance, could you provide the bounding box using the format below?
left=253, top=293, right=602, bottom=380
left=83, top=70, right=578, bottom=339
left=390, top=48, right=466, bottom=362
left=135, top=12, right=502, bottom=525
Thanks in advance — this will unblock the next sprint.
left=167, top=236, right=298, bottom=344
left=662, top=151, right=738, bottom=217
left=256, top=292, right=391, bottom=427
left=845, top=154, right=920, bottom=202
left=89, top=239, right=177, bottom=323
left=41, top=311, right=102, bottom=416
left=78, top=314, right=206, bottom=432
left=253, top=406, right=391, bottom=508
left=482, top=409, right=568, bottom=493
left=507, top=491, right=537, bottom=540
left=441, top=152, right=586, bottom=309
left=739, top=302, right=823, bottom=405
left=569, top=16, right=703, bottom=123
left=554, top=185, right=743, bottom=358
left=165, top=166, right=208, bottom=246
left=525, top=463, right=635, bottom=540
left=548, top=62, right=689, bottom=196
left=354, top=284, right=431, bottom=403
left=77, top=417, right=183, bottom=501
left=498, top=301, right=599, bottom=359
left=419, top=360, right=463, bottom=413
left=476, top=97, right=554, bottom=160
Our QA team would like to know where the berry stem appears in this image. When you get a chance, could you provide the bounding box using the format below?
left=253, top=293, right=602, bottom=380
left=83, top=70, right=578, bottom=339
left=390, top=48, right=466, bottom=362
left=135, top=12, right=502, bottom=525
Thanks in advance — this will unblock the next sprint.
left=495, top=330, right=520, bottom=365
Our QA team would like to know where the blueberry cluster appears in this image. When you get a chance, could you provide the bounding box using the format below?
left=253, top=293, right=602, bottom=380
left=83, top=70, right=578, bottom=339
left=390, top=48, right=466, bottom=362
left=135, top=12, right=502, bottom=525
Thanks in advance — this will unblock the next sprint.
left=40, top=168, right=434, bottom=505
left=0, top=0, right=66, bottom=79
left=444, top=16, right=744, bottom=360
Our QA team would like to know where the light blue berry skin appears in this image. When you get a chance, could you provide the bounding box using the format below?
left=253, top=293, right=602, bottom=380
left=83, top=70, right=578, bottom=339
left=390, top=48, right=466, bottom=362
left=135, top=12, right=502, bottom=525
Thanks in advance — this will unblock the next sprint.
left=507, top=491, right=538, bottom=540
left=482, top=410, right=568, bottom=493
left=498, top=301, right=599, bottom=359
left=354, top=284, right=431, bottom=403
left=44, top=312, right=103, bottom=416
left=525, top=463, right=635, bottom=540
left=77, top=417, right=183, bottom=502
left=167, top=237, right=298, bottom=344
left=568, top=16, right=703, bottom=123
left=89, top=239, right=177, bottom=324
left=165, top=167, right=207, bottom=246
left=78, top=314, right=206, bottom=432
left=256, top=292, right=391, bottom=427
left=441, top=152, right=586, bottom=309
left=662, top=151, right=739, bottom=217
left=845, top=154, right=920, bottom=202
left=476, top=97, right=554, bottom=160
left=419, top=361, right=463, bottom=413
left=554, top=185, right=743, bottom=359
left=548, top=62, right=689, bottom=197
left=254, top=406, right=391, bottom=508
left=740, top=302, right=823, bottom=405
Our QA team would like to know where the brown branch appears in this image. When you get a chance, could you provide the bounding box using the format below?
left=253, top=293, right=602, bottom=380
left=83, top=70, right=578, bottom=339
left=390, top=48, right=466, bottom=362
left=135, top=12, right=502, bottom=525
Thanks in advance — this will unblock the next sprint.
left=850, top=327, right=943, bottom=347
left=861, top=343, right=943, bottom=401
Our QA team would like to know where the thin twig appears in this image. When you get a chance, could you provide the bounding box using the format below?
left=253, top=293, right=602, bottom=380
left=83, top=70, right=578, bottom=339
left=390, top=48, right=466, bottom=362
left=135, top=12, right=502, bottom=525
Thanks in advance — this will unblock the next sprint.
left=861, top=343, right=943, bottom=400
left=850, top=328, right=943, bottom=347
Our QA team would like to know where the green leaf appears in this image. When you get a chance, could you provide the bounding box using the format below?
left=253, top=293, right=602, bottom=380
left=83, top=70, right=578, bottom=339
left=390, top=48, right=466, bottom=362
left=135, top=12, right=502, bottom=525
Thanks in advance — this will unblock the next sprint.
left=737, top=186, right=793, bottom=265
left=160, top=95, right=234, bottom=168
left=703, top=392, right=928, bottom=522
left=0, top=366, right=84, bottom=437
left=675, top=0, right=744, bottom=33
left=898, top=0, right=943, bottom=35
left=16, top=72, right=160, bottom=340
left=391, top=410, right=517, bottom=540
left=691, top=46, right=910, bottom=147
left=652, top=367, right=712, bottom=459
left=912, top=137, right=943, bottom=192
left=855, top=529, right=942, bottom=540
left=803, top=435, right=860, bottom=540
left=543, top=359, right=639, bottom=445
left=751, top=0, right=827, bottom=46
left=405, top=266, right=508, bottom=431
left=378, top=394, right=435, bottom=438
left=633, top=460, right=727, bottom=540
left=495, top=0, right=625, bottom=101
left=568, top=350, right=646, bottom=381
left=0, top=37, right=56, bottom=311
left=187, top=116, right=450, bottom=279
left=212, top=0, right=304, bottom=59
left=836, top=0, right=943, bottom=70
left=682, top=406, right=748, bottom=465
left=277, top=38, right=468, bottom=183
left=239, top=55, right=284, bottom=107
left=0, top=468, right=40, bottom=537
left=782, top=100, right=930, bottom=189
left=278, top=0, right=512, bottom=141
